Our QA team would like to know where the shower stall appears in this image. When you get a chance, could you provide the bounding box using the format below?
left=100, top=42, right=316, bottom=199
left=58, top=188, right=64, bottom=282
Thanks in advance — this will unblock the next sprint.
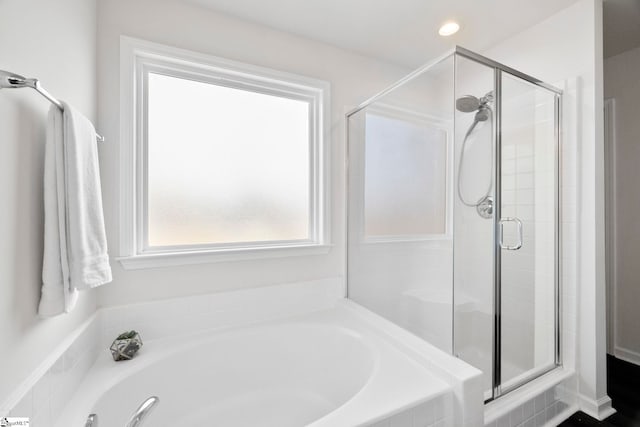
left=346, top=46, right=561, bottom=401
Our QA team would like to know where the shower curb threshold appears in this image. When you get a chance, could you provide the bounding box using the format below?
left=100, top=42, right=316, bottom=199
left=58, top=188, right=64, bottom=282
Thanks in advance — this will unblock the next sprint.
left=484, top=367, right=575, bottom=424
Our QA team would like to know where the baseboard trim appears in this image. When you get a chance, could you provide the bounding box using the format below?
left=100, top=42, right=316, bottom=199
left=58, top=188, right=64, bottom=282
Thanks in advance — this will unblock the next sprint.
left=579, top=395, right=616, bottom=421
left=613, top=346, right=640, bottom=366
left=545, top=403, right=579, bottom=427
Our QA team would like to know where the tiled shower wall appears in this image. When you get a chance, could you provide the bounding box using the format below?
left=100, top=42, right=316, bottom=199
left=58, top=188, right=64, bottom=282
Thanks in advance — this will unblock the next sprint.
left=501, top=113, right=538, bottom=377
left=500, top=85, right=558, bottom=382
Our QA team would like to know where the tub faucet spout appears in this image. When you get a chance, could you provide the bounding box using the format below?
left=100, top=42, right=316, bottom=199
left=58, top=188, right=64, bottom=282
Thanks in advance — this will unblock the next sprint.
left=126, top=396, right=159, bottom=427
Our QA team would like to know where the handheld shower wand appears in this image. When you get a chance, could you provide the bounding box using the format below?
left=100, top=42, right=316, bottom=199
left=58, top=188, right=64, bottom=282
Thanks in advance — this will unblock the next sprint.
left=455, top=91, right=494, bottom=218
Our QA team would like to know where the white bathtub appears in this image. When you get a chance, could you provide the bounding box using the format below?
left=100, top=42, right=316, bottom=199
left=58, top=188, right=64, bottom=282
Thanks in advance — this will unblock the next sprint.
left=56, top=301, right=476, bottom=426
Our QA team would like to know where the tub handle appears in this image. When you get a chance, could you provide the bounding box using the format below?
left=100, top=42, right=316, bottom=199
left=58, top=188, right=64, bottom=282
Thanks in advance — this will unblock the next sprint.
left=85, top=414, right=98, bottom=427
left=125, top=396, right=160, bottom=427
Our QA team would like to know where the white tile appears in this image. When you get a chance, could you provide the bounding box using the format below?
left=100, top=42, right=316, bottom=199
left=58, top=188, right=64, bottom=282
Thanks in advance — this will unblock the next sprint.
left=502, top=205, right=517, bottom=216
left=503, top=145, right=516, bottom=160
left=534, top=394, right=546, bottom=414
left=9, top=390, right=32, bottom=418
left=534, top=412, right=545, bottom=427
left=545, top=406, right=555, bottom=423
left=70, top=353, right=92, bottom=389
left=557, top=401, right=570, bottom=415
left=545, top=389, right=556, bottom=407
left=49, top=361, right=78, bottom=422
left=49, top=354, right=66, bottom=375
left=503, top=175, right=516, bottom=190
left=31, top=372, right=51, bottom=417
left=497, top=415, right=510, bottom=427
left=502, top=190, right=516, bottom=204
left=510, top=405, right=525, bottom=426
left=503, top=159, right=516, bottom=174
left=516, top=206, right=534, bottom=221
left=516, top=189, right=534, bottom=205
left=517, top=143, right=534, bottom=157
left=517, top=173, right=534, bottom=189
left=31, top=406, right=53, bottom=427
left=388, top=410, right=413, bottom=427
left=434, top=396, right=445, bottom=421
left=413, top=400, right=435, bottom=427
left=369, top=419, right=390, bottom=427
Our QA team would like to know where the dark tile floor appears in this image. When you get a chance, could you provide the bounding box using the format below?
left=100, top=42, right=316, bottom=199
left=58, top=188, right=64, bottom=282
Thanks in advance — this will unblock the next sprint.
left=558, top=355, right=640, bottom=426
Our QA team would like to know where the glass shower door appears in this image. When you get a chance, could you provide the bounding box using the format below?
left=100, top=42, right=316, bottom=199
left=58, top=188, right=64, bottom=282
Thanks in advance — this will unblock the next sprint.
left=453, top=60, right=561, bottom=401
left=496, top=71, right=559, bottom=393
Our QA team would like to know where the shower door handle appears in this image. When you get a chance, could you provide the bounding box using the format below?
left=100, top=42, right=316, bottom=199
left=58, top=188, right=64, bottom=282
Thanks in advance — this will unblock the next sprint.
left=499, top=217, right=523, bottom=250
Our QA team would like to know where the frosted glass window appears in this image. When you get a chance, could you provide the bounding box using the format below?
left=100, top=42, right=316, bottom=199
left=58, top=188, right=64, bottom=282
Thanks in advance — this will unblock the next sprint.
left=364, top=112, right=448, bottom=238
left=145, top=72, right=313, bottom=248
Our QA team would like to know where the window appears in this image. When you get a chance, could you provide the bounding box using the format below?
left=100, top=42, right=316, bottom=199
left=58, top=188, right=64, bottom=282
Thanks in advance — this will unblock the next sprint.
left=119, top=38, right=330, bottom=268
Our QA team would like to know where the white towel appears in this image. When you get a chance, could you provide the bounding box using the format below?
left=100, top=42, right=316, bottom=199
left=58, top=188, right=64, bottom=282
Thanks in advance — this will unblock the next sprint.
left=38, top=103, right=112, bottom=317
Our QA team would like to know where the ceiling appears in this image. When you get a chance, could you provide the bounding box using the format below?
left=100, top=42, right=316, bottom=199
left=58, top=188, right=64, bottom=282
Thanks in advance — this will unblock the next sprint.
left=603, top=0, right=640, bottom=58
left=184, top=0, right=580, bottom=67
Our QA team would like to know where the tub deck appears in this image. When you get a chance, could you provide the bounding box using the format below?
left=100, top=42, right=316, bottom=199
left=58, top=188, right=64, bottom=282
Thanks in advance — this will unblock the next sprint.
left=56, top=300, right=477, bottom=426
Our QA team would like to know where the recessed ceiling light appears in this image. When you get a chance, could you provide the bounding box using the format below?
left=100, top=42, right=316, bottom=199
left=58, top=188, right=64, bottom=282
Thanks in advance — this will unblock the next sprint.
left=439, top=21, right=460, bottom=37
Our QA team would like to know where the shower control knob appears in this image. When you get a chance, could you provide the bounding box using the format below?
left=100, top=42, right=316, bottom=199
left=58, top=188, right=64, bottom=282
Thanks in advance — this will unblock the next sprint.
left=476, top=196, right=493, bottom=219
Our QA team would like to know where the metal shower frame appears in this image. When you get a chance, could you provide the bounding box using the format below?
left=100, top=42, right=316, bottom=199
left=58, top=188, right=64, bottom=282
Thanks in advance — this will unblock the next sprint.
left=345, top=45, right=562, bottom=403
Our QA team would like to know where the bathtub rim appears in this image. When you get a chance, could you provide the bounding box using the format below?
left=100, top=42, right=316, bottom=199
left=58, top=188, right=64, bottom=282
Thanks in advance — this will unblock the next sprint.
left=56, top=300, right=462, bottom=427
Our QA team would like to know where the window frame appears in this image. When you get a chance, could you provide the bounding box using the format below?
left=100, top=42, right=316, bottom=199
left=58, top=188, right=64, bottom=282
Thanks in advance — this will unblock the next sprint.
left=118, top=37, right=331, bottom=269
left=358, top=103, right=453, bottom=244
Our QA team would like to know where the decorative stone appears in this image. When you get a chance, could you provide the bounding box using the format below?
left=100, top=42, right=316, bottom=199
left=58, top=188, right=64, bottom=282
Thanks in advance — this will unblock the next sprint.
left=110, top=330, right=143, bottom=361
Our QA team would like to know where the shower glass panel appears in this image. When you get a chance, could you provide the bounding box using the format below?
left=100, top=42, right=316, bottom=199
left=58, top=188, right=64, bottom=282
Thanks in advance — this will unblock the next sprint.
left=346, top=47, right=561, bottom=402
left=452, top=54, right=496, bottom=400
left=499, top=73, right=558, bottom=392
left=347, top=55, right=455, bottom=354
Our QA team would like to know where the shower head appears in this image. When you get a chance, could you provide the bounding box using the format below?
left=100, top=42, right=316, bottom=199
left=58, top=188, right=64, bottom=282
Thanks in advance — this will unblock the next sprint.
left=456, top=91, right=494, bottom=113
left=0, top=70, right=37, bottom=89
left=456, top=95, right=481, bottom=113
left=474, top=106, right=491, bottom=122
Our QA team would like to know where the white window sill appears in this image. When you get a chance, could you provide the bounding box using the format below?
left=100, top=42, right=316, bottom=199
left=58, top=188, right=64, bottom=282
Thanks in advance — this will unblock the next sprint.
left=117, top=244, right=333, bottom=270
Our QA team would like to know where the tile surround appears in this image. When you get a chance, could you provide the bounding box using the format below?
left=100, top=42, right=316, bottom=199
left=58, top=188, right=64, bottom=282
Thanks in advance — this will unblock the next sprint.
left=370, top=394, right=453, bottom=427
left=6, top=319, right=101, bottom=426
left=485, top=378, right=578, bottom=427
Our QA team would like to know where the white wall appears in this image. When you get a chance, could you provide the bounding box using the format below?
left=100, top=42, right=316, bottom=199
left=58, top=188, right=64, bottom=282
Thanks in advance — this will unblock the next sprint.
left=604, top=46, right=640, bottom=365
left=96, top=0, right=409, bottom=307
left=0, top=0, right=609, bottom=422
left=0, top=0, right=98, bottom=407
left=485, top=0, right=611, bottom=419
